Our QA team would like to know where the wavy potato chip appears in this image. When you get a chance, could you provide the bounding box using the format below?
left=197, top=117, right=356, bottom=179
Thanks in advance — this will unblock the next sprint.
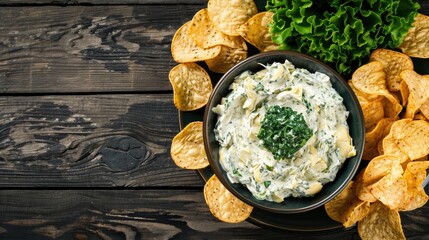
left=348, top=80, right=383, bottom=103
left=189, top=8, right=247, bottom=50
left=368, top=171, right=407, bottom=210
left=170, top=121, right=209, bottom=169
left=363, top=118, right=395, bottom=160
left=169, top=63, right=212, bottom=111
left=400, top=13, right=429, bottom=58
left=370, top=49, right=414, bottom=92
left=363, top=155, right=402, bottom=184
left=360, top=99, right=385, bottom=132
left=358, top=201, right=405, bottom=240
left=399, top=80, right=410, bottom=106
left=382, top=134, right=410, bottom=163
left=391, top=119, right=429, bottom=160
left=352, top=61, right=397, bottom=104
left=171, top=21, right=221, bottom=63
left=325, top=181, right=371, bottom=228
left=401, top=70, right=429, bottom=119
left=400, top=161, right=429, bottom=211
left=204, top=175, right=253, bottom=223
left=208, top=0, right=258, bottom=36
left=205, top=45, right=248, bottom=73
left=354, top=170, right=377, bottom=203
left=238, top=11, right=278, bottom=52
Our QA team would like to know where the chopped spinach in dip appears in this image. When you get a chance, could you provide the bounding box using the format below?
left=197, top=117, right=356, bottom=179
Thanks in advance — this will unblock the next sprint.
left=212, top=60, right=356, bottom=202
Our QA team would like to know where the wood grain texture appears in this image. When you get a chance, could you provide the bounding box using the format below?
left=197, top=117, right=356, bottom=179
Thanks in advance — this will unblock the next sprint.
left=0, top=94, right=202, bottom=187
left=0, top=5, right=203, bottom=94
left=0, top=189, right=363, bottom=240
left=1, top=189, right=428, bottom=240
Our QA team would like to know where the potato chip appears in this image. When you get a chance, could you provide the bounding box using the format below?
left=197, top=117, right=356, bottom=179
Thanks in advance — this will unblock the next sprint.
left=170, top=121, right=209, bottom=169
left=369, top=49, right=414, bottom=92
left=360, top=99, right=385, bottom=132
left=354, top=170, right=377, bottom=203
left=358, top=201, right=405, bottom=240
left=205, top=45, right=248, bottom=73
left=348, top=80, right=383, bottom=103
left=325, top=181, right=370, bottom=227
left=400, top=188, right=429, bottom=211
left=420, top=98, right=429, bottom=119
left=169, top=63, right=212, bottom=111
left=392, top=119, right=429, bottom=160
left=208, top=0, right=258, bottom=37
left=400, top=13, right=429, bottom=58
left=382, top=97, right=402, bottom=119
left=351, top=61, right=396, bottom=103
left=363, top=155, right=402, bottom=184
left=399, top=80, right=410, bottom=106
left=368, top=171, right=407, bottom=210
left=363, top=118, right=395, bottom=160
left=188, top=8, right=248, bottom=50
left=238, top=12, right=278, bottom=52
left=171, top=21, right=221, bottom=63
left=382, top=134, right=410, bottom=163
left=401, top=70, right=429, bottom=119
left=204, top=175, right=253, bottom=223
left=400, top=161, right=429, bottom=211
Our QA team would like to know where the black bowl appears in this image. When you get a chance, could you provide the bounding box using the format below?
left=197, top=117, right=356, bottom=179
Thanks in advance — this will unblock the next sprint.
left=203, top=50, right=364, bottom=214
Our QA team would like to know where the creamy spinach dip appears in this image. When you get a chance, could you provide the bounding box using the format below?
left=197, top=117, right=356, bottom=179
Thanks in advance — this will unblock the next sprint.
left=212, top=60, right=356, bottom=202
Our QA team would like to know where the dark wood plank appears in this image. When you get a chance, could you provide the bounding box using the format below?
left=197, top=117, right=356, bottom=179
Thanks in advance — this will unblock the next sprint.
left=0, top=5, right=203, bottom=94
left=0, top=94, right=202, bottom=187
left=0, top=189, right=361, bottom=240
left=1, top=189, right=428, bottom=239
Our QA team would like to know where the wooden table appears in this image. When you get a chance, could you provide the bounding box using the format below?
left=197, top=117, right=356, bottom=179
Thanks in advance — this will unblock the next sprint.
left=0, top=1, right=428, bottom=239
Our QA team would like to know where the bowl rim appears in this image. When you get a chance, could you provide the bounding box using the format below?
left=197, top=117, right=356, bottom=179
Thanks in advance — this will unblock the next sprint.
left=203, top=50, right=364, bottom=214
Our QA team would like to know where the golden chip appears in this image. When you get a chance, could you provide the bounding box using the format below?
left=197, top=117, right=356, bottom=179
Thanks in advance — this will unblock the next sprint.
left=358, top=201, right=405, bottom=240
left=360, top=99, right=385, bottom=132
left=171, top=21, right=221, bottom=63
left=169, top=63, right=212, bottom=111
left=363, top=155, right=402, bottom=184
left=354, top=170, right=377, bottom=203
left=204, top=175, right=253, bottom=223
left=400, top=13, right=429, bottom=58
left=170, top=121, right=209, bottom=169
left=369, top=49, right=414, bottom=92
left=382, top=97, right=403, bottom=119
left=400, top=161, right=429, bottom=211
left=382, top=134, right=410, bottom=163
left=188, top=8, right=248, bottom=50
left=363, top=118, right=394, bottom=160
left=399, top=80, right=410, bottom=106
left=351, top=61, right=396, bottom=103
left=238, top=11, right=278, bottom=52
left=208, top=0, right=258, bottom=36
left=391, top=119, right=429, bottom=160
left=401, top=70, right=429, bottom=119
left=368, top=171, right=407, bottom=210
left=205, top=45, right=248, bottom=73
left=348, top=80, right=383, bottom=103
left=420, top=98, right=429, bottom=119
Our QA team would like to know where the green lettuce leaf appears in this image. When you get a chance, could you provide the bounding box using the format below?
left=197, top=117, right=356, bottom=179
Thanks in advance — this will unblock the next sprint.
left=266, top=0, right=420, bottom=75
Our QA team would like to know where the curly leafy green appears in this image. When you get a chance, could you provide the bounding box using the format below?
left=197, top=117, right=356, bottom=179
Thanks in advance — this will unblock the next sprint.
left=266, top=0, right=420, bottom=75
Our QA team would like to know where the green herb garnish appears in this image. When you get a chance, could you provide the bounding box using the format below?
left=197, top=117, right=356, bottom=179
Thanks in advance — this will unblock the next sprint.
left=266, top=0, right=420, bottom=75
left=258, top=105, right=313, bottom=160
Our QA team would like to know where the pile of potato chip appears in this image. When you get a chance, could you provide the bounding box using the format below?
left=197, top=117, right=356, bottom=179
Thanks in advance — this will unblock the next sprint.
left=168, top=0, right=277, bottom=112
left=168, top=0, right=429, bottom=234
left=326, top=44, right=429, bottom=239
left=169, top=0, right=281, bottom=223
